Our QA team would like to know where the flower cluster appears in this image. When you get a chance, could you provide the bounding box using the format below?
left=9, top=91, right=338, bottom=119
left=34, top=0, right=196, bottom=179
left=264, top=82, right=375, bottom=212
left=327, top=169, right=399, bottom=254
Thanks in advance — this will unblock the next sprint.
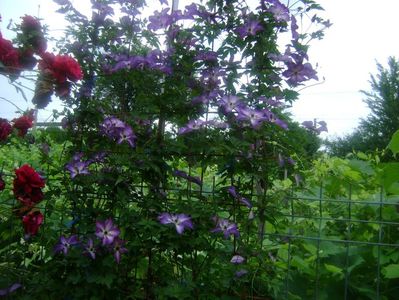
left=34, top=52, right=83, bottom=106
left=179, top=92, right=288, bottom=133
left=0, top=111, right=35, bottom=140
left=54, top=219, right=127, bottom=264
left=1, top=15, right=82, bottom=108
left=110, top=50, right=172, bottom=75
left=12, top=164, right=46, bottom=236
left=100, top=116, right=136, bottom=147
left=0, top=15, right=45, bottom=75
left=158, top=212, right=240, bottom=240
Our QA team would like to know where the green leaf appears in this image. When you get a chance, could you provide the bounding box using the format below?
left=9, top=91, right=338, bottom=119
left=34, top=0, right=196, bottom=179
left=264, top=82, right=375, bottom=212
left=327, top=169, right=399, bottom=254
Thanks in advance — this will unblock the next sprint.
left=387, top=130, right=399, bottom=156
left=324, top=263, right=343, bottom=276
left=383, top=264, right=399, bottom=278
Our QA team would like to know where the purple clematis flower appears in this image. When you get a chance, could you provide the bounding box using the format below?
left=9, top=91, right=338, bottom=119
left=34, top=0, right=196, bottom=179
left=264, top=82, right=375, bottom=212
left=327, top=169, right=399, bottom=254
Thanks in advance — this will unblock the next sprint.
left=211, top=217, right=240, bottom=239
left=236, top=20, right=263, bottom=38
left=265, top=0, right=290, bottom=22
left=0, top=283, right=22, bottom=296
left=227, top=186, right=238, bottom=198
left=316, top=121, right=328, bottom=133
left=228, top=186, right=252, bottom=208
left=95, top=219, right=120, bottom=245
left=195, top=50, right=218, bottom=62
left=301, top=119, right=328, bottom=134
left=173, top=169, right=202, bottom=186
left=178, top=119, right=206, bottom=135
left=235, top=269, right=248, bottom=277
left=65, top=160, right=90, bottom=179
left=54, top=235, right=79, bottom=255
left=218, top=95, right=243, bottom=114
left=158, top=212, right=193, bottom=234
left=231, top=255, right=245, bottom=264
left=84, top=238, right=96, bottom=260
left=283, top=59, right=318, bottom=86
left=111, top=237, right=128, bottom=264
left=100, top=116, right=137, bottom=147
left=116, top=125, right=136, bottom=147
left=291, top=15, right=299, bottom=41
left=237, top=107, right=268, bottom=128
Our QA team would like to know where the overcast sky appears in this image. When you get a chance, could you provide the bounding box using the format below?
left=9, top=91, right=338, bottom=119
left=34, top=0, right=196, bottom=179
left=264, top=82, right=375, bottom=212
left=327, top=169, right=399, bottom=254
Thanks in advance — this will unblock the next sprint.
left=1, top=0, right=399, bottom=138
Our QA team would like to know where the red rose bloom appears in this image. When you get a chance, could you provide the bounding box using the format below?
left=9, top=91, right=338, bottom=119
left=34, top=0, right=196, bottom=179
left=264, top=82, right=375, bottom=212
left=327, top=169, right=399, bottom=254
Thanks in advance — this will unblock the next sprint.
left=53, top=55, right=83, bottom=82
left=21, top=15, right=42, bottom=32
left=13, top=164, right=45, bottom=206
left=39, top=52, right=82, bottom=83
left=21, top=15, right=47, bottom=54
left=22, top=210, right=44, bottom=236
left=0, top=33, right=21, bottom=73
left=0, top=118, right=12, bottom=141
left=12, top=115, right=34, bottom=137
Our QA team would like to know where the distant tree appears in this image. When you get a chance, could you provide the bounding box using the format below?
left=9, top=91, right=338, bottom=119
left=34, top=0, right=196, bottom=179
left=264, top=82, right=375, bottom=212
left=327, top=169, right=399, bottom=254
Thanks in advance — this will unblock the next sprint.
left=326, top=57, right=399, bottom=157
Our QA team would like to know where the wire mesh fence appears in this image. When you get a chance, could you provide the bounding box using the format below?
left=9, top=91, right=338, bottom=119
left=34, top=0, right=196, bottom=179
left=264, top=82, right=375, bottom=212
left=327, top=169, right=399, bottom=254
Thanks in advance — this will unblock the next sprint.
left=2, top=153, right=399, bottom=299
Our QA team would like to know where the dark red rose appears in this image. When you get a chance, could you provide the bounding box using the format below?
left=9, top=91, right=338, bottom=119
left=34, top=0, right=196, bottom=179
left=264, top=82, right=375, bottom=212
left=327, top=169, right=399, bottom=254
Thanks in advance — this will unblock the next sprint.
left=16, top=188, right=44, bottom=207
left=12, top=115, right=34, bottom=137
left=0, top=176, right=5, bottom=191
left=38, top=52, right=82, bottom=84
left=21, top=15, right=47, bottom=54
left=21, top=15, right=42, bottom=32
left=0, top=118, right=12, bottom=141
left=22, top=210, right=44, bottom=236
left=54, top=81, right=71, bottom=98
left=0, top=33, right=21, bottom=73
left=53, top=55, right=83, bottom=82
left=19, top=49, right=37, bottom=70
left=13, top=164, right=45, bottom=206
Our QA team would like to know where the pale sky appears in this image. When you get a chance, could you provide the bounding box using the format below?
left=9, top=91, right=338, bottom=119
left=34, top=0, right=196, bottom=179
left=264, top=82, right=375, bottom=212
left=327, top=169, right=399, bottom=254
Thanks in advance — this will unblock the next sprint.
left=1, top=0, right=398, bottom=138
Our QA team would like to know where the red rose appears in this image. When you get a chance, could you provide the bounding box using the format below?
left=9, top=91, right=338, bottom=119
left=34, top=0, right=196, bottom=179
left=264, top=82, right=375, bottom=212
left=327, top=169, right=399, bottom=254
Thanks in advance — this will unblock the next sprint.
left=0, top=33, right=21, bottom=73
left=39, top=52, right=82, bottom=83
left=53, top=54, right=83, bottom=82
left=13, top=164, right=45, bottom=206
left=21, top=15, right=47, bottom=54
left=21, top=15, right=42, bottom=32
left=22, top=210, right=44, bottom=236
left=12, top=115, right=34, bottom=137
left=16, top=188, right=44, bottom=207
left=0, top=118, right=12, bottom=141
